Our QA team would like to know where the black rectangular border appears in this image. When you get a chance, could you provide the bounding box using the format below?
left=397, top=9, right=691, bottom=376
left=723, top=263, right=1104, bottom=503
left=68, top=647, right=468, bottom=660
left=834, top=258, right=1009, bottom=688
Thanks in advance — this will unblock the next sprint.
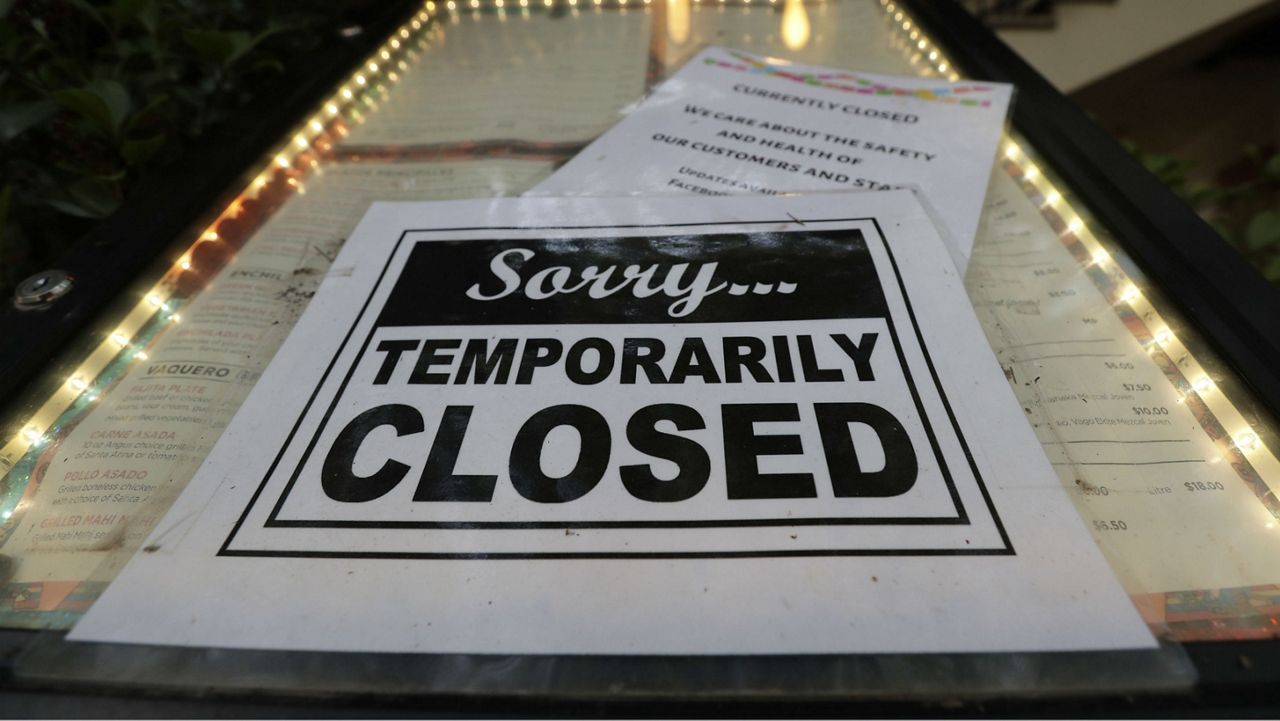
left=219, top=217, right=1013, bottom=558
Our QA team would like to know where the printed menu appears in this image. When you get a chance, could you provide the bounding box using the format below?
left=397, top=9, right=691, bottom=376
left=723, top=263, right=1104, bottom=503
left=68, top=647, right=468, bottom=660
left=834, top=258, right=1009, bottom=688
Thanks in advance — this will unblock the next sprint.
left=0, top=160, right=554, bottom=627
left=531, top=46, right=1013, bottom=263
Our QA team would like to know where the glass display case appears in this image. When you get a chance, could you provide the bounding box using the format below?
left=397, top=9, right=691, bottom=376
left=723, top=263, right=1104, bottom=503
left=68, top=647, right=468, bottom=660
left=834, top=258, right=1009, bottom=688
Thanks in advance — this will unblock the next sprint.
left=1, top=0, right=1277, bottom=713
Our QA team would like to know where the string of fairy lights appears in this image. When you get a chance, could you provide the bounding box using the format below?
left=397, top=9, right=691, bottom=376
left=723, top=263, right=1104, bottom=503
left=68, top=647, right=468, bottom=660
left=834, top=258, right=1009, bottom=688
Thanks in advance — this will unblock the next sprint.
left=1, top=0, right=1276, bottom=523
left=873, top=0, right=1278, bottom=509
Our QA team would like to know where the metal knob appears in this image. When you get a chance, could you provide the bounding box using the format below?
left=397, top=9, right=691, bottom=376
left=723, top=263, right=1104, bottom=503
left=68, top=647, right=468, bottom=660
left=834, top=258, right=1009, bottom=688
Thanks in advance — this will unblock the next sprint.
left=13, top=269, right=74, bottom=310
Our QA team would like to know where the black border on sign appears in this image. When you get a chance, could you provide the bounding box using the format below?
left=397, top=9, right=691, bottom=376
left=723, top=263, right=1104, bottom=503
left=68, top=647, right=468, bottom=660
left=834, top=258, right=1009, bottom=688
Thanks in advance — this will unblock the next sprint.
left=219, top=217, right=1013, bottom=559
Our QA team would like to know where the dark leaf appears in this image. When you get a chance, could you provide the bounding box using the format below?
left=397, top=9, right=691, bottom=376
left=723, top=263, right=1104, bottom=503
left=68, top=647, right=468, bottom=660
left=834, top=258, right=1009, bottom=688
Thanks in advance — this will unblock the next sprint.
left=0, top=100, right=57, bottom=142
left=52, top=80, right=130, bottom=136
left=64, top=0, right=108, bottom=28
left=1245, top=211, right=1280, bottom=251
left=1265, top=154, right=1280, bottom=183
left=121, top=134, right=164, bottom=165
left=184, top=29, right=241, bottom=64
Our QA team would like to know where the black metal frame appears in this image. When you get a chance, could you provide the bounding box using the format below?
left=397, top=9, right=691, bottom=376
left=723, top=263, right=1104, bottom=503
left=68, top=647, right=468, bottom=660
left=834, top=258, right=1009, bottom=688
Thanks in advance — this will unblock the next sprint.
left=0, top=0, right=1278, bottom=713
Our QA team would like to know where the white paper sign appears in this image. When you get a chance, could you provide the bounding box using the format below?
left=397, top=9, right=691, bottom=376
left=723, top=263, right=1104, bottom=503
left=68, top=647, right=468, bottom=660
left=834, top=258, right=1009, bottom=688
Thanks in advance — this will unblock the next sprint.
left=531, top=46, right=1012, bottom=264
left=70, top=193, right=1151, bottom=654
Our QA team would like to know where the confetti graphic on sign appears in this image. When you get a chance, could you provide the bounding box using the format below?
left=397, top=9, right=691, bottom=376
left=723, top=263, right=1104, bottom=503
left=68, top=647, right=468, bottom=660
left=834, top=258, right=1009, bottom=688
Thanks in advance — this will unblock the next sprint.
left=707, top=51, right=995, bottom=108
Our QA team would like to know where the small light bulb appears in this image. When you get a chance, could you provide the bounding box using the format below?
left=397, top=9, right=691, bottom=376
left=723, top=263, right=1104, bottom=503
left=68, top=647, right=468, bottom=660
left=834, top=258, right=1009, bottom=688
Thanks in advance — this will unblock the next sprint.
left=179, top=258, right=192, bottom=271
left=147, top=294, right=165, bottom=308
left=1155, top=328, right=1173, bottom=346
left=1192, top=376, right=1213, bottom=395
left=1023, top=165, right=1038, bottom=180
left=275, top=155, right=291, bottom=168
left=1042, top=190, right=1061, bottom=206
left=69, top=377, right=87, bottom=391
left=1236, top=432, right=1261, bottom=452
left=2, top=511, right=11, bottom=520
left=1119, top=285, right=1139, bottom=304
left=136, top=351, right=149, bottom=361
left=22, top=427, right=42, bottom=442
left=1067, top=218, right=1083, bottom=234
left=111, top=333, right=129, bottom=346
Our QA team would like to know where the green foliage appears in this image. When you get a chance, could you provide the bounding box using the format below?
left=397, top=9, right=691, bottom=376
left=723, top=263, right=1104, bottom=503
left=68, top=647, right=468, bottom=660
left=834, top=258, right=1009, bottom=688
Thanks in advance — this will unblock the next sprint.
left=0, top=0, right=356, bottom=296
left=1126, top=141, right=1280, bottom=285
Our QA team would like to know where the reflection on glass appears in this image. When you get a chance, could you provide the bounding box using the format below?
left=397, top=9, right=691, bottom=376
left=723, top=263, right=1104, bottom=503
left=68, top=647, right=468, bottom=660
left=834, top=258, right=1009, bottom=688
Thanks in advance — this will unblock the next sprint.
left=781, top=0, right=810, bottom=50
left=667, top=0, right=690, bottom=45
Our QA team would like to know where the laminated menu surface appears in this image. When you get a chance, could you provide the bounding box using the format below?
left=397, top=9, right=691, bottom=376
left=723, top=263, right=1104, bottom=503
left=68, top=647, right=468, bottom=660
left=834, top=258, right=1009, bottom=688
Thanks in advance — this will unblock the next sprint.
left=70, top=192, right=1152, bottom=654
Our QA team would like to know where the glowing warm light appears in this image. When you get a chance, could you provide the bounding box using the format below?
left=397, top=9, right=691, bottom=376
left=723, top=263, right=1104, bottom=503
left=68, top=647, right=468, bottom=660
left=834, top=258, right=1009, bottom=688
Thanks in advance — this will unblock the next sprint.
left=111, top=333, right=129, bottom=346
left=1090, top=250, right=1108, bottom=265
left=1023, top=165, right=1039, bottom=181
left=309, top=120, right=324, bottom=133
left=275, top=155, right=291, bottom=168
left=2, top=511, right=11, bottom=520
left=667, top=0, right=690, bottom=44
left=1155, top=328, right=1173, bottom=346
left=342, top=88, right=354, bottom=99
left=392, top=39, right=402, bottom=48
left=1067, top=218, right=1083, bottom=234
left=1192, top=376, right=1213, bottom=395
left=1042, top=190, right=1061, bottom=206
left=1119, top=285, right=1139, bottom=304
left=179, top=258, right=192, bottom=271
left=938, top=62, right=948, bottom=72
left=781, top=0, right=811, bottom=50
left=68, top=378, right=88, bottom=392
left=1236, top=432, right=1261, bottom=452
left=146, top=294, right=165, bottom=308
left=136, top=351, right=149, bottom=361
left=21, top=427, right=40, bottom=443
left=203, top=230, right=219, bottom=241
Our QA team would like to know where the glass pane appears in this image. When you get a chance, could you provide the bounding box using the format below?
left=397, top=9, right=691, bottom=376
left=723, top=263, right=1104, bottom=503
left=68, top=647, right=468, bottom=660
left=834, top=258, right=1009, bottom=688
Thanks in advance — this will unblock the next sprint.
left=0, top=0, right=1274, bottom=701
